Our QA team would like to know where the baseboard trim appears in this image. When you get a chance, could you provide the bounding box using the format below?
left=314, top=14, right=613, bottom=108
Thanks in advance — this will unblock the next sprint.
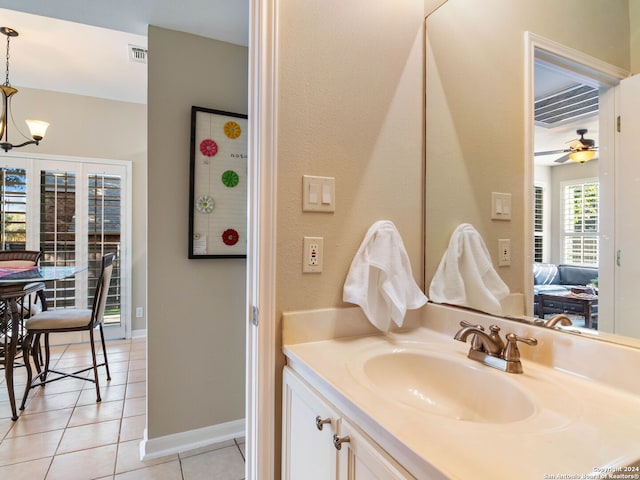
left=139, top=418, right=245, bottom=461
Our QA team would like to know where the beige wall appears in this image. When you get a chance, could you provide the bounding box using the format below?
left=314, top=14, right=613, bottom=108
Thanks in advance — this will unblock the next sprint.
left=147, top=27, right=247, bottom=438
left=425, top=0, right=630, bottom=295
left=276, top=0, right=426, bottom=316
left=274, top=0, right=426, bottom=471
left=4, top=87, right=148, bottom=332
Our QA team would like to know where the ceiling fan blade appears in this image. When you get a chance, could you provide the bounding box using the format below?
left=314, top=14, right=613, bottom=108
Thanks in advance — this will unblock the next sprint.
left=534, top=149, right=566, bottom=156
left=554, top=154, right=571, bottom=163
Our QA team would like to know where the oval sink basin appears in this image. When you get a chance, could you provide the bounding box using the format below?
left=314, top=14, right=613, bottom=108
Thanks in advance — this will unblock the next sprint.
left=353, top=349, right=535, bottom=423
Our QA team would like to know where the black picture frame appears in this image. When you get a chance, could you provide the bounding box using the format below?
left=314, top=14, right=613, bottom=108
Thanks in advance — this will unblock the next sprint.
left=188, top=106, right=248, bottom=259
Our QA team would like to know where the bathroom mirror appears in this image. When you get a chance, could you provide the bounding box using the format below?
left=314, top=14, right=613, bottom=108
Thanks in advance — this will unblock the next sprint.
left=424, top=0, right=639, bottom=346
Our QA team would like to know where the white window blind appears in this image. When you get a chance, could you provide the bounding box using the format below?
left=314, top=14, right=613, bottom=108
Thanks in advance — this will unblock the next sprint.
left=40, top=170, right=77, bottom=308
left=88, top=173, right=122, bottom=324
left=562, top=179, right=599, bottom=266
left=534, top=184, right=544, bottom=263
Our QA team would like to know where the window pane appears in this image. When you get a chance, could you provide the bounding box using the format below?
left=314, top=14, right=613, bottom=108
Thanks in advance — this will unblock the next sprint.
left=0, top=168, right=27, bottom=250
left=562, top=181, right=599, bottom=266
left=88, top=174, right=122, bottom=325
left=40, top=170, right=77, bottom=308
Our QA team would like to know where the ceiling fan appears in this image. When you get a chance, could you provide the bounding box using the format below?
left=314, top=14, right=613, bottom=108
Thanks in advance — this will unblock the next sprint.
left=535, top=128, right=598, bottom=163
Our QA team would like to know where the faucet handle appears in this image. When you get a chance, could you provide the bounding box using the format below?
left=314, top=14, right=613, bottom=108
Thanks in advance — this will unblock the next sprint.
left=460, top=320, right=484, bottom=330
left=503, top=333, right=538, bottom=362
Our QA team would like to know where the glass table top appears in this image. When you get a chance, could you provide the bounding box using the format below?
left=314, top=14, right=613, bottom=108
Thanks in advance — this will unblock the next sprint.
left=0, top=266, right=86, bottom=284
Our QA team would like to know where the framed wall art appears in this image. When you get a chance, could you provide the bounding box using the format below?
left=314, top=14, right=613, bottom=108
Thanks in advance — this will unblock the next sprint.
left=188, top=106, right=248, bottom=258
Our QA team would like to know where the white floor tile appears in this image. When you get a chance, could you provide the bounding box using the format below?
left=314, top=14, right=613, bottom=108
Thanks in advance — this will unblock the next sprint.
left=46, top=443, right=117, bottom=480
left=0, top=429, right=64, bottom=466
left=114, top=460, right=182, bottom=480
left=0, top=456, right=51, bottom=480
left=181, top=446, right=245, bottom=480
left=115, top=438, right=177, bottom=474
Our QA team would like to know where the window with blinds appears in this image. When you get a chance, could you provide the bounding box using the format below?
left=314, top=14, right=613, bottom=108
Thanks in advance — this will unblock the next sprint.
left=534, top=185, right=544, bottom=263
left=562, top=180, right=599, bottom=266
left=40, top=170, right=77, bottom=308
left=88, top=174, right=122, bottom=324
left=0, top=156, right=129, bottom=339
left=0, top=168, right=27, bottom=251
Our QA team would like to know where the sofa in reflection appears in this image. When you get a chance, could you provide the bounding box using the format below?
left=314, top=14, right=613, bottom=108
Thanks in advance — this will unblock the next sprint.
left=533, top=263, right=599, bottom=320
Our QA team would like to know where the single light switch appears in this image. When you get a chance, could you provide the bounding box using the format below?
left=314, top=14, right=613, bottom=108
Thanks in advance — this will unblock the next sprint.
left=321, top=183, right=331, bottom=204
left=503, top=198, right=511, bottom=215
left=309, top=183, right=319, bottom=204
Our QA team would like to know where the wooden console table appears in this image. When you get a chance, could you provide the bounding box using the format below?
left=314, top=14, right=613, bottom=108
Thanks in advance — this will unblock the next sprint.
left=538, top=292, right=598, bottom=329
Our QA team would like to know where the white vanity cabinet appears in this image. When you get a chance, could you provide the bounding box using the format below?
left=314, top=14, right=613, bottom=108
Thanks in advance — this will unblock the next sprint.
left=282, top=366, right=414, bottom=480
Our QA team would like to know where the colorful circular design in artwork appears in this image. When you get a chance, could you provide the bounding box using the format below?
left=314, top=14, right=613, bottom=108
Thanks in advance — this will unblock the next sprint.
left=222, top=228, right=239, bottom=246
left=200, top=139, right=218, bottom=157
left=196, top=195, right=215, bottom=213
left=224, top=121, right=242, bottom=139
left=221, top=170, right=240, bottom=188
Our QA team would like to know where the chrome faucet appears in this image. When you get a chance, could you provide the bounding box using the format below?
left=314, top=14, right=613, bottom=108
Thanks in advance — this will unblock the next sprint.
left=454, top=321, right=537, bottom=374
left=544, top=314, right=572, bottom=328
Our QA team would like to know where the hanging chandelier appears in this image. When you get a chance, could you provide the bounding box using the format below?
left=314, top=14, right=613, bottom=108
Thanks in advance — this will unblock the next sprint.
left=0, top=27, right=49, bottom=153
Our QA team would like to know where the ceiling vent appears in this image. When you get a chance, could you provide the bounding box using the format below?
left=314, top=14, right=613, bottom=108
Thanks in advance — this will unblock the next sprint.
left=535, top=84, right=598, bottom=127
left=128, top=45, right=148, bottom=64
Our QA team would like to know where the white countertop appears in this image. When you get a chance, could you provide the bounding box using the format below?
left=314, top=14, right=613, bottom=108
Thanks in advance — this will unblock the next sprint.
left=284, top=324, right=640, bottom=479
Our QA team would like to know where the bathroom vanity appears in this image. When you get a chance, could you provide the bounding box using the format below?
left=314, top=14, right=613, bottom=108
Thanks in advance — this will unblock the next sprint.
left=281, top=304, right=640, bottom=479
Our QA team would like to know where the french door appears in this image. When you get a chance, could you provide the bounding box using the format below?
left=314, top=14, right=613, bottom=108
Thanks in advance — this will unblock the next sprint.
left=0, top=153, right=131, bottom=340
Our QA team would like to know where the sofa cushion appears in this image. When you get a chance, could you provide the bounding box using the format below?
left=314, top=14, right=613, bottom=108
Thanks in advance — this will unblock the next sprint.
left=557, top=265, right=598, bottom=286
left=533, top=263, right=559, bottom=285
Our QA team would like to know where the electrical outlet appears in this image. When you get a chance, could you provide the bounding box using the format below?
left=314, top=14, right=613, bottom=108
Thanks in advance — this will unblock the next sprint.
left=303, top=236, right=323, bottom=273
left=498, top=239, right=511, bottom=266
left=135, top=307, right=144, bottom=318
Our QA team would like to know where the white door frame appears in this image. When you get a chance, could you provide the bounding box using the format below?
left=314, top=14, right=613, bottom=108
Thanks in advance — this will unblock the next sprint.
left=523, top=32, right=627, bottom=320
left=246, top=1, right=278, bottom=479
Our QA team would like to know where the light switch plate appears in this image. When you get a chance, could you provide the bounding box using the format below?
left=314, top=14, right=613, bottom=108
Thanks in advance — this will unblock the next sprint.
left=302, top=175, right=335, bottom=212
left=491, top=192, right=512, bottom=221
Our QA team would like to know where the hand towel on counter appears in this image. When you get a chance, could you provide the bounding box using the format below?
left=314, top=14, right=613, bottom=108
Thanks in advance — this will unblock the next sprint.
left=343, top=220, right=428, bottom=332
left=428, top=223, right=509, bottom=316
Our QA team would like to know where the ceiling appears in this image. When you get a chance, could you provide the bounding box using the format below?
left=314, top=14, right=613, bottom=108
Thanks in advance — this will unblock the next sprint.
left=534, top=61, right=599, bottom=167
left=0, top=1, right=249, bottom=104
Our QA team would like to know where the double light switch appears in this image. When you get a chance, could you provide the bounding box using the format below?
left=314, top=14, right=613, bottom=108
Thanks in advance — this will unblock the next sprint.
left=303, top=175, right=335, bottom=212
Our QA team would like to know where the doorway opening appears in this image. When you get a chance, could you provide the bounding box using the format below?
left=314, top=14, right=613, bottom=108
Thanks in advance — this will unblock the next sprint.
left=524, top=32, right=626, bottom=331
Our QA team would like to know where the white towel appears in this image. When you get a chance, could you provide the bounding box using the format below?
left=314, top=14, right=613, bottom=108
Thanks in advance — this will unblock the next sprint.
left=343, top=220, right=428, bottom=332
left=429, top=223, right=509, bottom=316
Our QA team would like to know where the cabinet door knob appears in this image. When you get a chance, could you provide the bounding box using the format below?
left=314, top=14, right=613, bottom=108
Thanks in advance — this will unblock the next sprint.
left=315, top=415, right=331, bottom=431
left=333, top=434, right=350, bottom=450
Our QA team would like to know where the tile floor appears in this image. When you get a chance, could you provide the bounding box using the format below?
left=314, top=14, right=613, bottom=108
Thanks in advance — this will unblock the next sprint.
left=0, top=337, right=246, bottom=479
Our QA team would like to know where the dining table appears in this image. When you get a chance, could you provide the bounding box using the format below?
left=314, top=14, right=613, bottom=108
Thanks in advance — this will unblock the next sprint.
left=0, top=265, right=85, bottom=420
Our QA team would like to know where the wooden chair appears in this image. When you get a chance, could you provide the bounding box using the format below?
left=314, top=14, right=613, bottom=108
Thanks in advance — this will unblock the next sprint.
left=0, top=250, right=43, bottom=267
left=20, top=253, right=115, bottom=410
